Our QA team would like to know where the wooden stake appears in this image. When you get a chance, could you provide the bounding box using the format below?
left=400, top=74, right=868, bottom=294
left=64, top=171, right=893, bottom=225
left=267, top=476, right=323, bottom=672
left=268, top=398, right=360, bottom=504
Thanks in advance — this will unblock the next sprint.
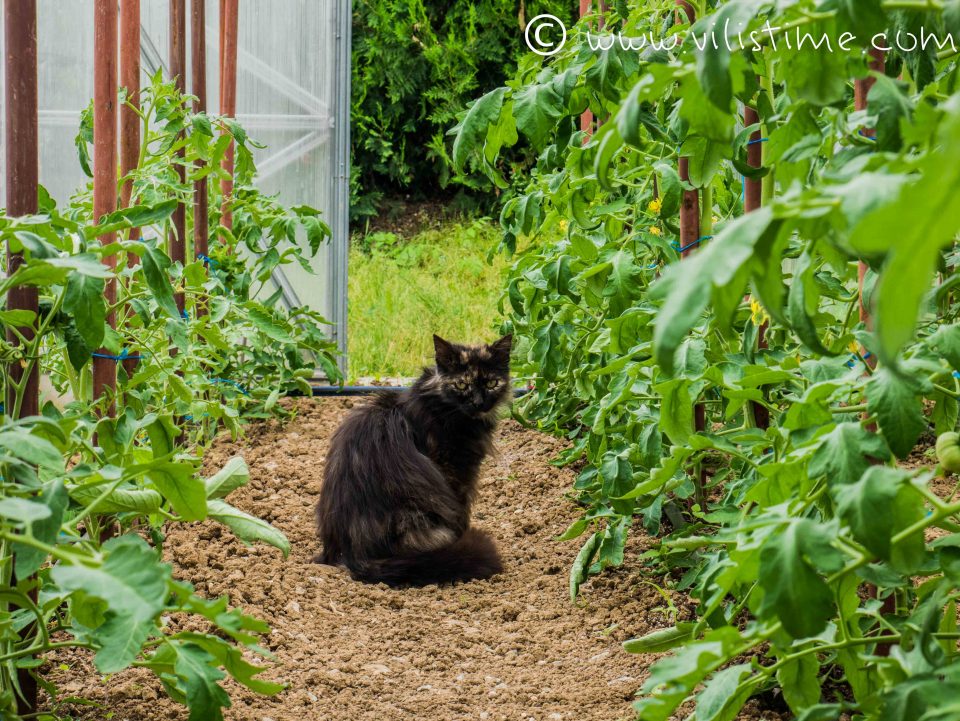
left=93, top=0, right=118, bottom=412
left=855, top=48, right=884, bottom=360
left=192, top=0, right=209, bottom=274
left=219, top=0, right=238, bottom=231
left=744, top=105, right=770, bottom=429
left=169, top=0, right=186, bottom=314
left=118, top=0, right=141, bottom=379
left=675, top=0, right=706, bottom=507
left=120, top=0, right=140, bottom=261
left=3, top=1, right=40, bottom=713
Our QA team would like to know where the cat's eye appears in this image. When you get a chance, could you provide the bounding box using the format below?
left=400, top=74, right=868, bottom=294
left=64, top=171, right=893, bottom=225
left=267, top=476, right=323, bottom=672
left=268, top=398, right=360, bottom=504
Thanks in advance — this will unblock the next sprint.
left=485, top=379, right=499, bottom=389
left=454, top=380, right=468, bottom=390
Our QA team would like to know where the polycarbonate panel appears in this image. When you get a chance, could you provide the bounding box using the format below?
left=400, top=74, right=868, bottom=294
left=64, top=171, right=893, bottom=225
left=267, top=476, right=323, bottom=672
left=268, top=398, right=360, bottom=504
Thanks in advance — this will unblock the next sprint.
left=0, top=0, right=350, bottom=369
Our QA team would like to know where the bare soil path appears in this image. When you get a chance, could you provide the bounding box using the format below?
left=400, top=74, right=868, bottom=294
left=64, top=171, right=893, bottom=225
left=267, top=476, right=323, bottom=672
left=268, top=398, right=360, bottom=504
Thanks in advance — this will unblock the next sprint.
left=48, top=398, right=670, bottom=720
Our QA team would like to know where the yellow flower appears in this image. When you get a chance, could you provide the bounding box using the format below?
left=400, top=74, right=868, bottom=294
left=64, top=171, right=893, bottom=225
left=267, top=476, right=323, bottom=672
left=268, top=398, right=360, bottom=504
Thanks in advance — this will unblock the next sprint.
left=848, top=340, right=860, bottom=354
left=749, top=297, right=769, bottom=326
left=558, top=219, right=568, bottom=233
left=648, top=226, right=663, bottom=236
left=648, top=198, right=662, bottom=214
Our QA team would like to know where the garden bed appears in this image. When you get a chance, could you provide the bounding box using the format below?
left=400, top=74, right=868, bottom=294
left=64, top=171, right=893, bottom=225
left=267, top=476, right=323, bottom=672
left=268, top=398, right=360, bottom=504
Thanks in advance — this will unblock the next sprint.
left=45, top=397, right=789, bottom=721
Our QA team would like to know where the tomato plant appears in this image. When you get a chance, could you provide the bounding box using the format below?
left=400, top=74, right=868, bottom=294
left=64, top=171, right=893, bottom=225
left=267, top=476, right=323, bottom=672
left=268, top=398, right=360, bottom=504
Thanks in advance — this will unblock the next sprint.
left=455, top=0, right=960, bottom=717
left=0, top=75, right=339, bottom=720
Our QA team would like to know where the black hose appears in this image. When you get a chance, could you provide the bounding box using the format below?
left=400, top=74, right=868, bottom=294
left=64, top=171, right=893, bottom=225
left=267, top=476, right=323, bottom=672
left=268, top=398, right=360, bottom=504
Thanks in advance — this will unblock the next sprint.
left=303, top=385, right=531, bottom=397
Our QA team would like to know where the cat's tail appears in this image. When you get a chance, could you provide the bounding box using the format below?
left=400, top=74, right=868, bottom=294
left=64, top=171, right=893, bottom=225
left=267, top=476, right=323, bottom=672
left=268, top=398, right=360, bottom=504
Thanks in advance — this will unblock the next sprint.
left=346, top=528, right=503, bottom=587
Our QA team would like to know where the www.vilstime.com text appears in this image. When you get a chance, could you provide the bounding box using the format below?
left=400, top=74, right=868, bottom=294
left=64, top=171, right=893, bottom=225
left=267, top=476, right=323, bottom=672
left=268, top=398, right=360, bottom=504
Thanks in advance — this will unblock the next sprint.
left=586, top=21, right=956, bottom=55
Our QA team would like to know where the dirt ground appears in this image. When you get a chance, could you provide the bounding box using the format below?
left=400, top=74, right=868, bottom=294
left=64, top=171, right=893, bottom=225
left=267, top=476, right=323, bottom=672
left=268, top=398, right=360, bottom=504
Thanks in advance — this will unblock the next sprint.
left=46, top=398, right=785, bottom=721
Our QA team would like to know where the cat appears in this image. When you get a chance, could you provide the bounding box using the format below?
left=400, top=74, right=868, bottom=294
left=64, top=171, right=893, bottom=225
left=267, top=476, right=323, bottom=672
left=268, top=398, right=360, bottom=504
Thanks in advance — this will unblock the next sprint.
left=314, top=334, right=513, bottom=587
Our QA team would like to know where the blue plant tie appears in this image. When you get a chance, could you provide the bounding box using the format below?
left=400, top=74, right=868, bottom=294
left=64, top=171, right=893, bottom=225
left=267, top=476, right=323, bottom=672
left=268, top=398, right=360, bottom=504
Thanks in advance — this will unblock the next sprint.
left=845, top=349, right=873, bottom=368
left=746, top=137, right=769, bottom=146
left=93, top=348, right=143, bottom=362
left=210, top=377, right=251, bottom=397
left=858, top=129, right=877, bottom=142
left=953, top=371, right=960, bottom=379
left=180, top=309, right=189, bottom=320
left=672, top=236, right=712, bottom=253
left=197, top=253, right=218, bottom=267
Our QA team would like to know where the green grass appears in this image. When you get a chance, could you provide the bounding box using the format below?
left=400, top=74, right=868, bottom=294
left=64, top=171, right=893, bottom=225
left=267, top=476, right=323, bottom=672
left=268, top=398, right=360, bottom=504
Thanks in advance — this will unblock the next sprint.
left=347, top=219, right=507, bottom=379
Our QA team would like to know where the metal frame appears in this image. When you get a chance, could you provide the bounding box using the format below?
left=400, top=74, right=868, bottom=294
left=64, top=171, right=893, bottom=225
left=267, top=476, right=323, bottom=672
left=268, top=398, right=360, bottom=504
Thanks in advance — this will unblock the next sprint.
left=332, top=0, right=351, bottom=372
left=141, top=1, right=351, bottom=377
left=0, top=2, right=352, bottom=379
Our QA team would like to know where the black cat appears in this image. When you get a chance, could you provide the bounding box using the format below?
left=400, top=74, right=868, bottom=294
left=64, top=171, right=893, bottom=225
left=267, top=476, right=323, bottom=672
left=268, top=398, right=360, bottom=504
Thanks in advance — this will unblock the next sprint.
left=314, top=334, right=513, bottom=586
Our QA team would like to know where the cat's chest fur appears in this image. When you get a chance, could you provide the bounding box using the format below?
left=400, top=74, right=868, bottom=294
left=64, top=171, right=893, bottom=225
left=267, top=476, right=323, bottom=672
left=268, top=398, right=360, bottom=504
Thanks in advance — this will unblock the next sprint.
left=413, top=409, right=494, bottom=490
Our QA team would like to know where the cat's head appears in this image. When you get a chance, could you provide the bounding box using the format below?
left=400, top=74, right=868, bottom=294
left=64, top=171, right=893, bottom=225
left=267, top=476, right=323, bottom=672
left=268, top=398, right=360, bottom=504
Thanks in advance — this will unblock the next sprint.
left=431, top=334, right=513, bottom=417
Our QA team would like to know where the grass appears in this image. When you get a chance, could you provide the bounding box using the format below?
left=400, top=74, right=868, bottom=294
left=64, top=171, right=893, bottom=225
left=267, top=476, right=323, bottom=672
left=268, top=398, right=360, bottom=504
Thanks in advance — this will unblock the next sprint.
left=347, top=218, right=508, bottom=379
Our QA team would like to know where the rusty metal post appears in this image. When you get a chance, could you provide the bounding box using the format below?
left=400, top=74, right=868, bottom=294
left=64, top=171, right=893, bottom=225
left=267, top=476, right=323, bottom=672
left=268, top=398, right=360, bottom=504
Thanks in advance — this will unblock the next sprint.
left=120, top=0, right=140, bottom=266
left=192, top=0, right=209, bottom=274
left=169, top=0, right=187, bottom=313
left=93, top=0, right=118, bottom=412
left=4, top=1, right=40, bottom=713
left=219, top=0, right=239, bottom=232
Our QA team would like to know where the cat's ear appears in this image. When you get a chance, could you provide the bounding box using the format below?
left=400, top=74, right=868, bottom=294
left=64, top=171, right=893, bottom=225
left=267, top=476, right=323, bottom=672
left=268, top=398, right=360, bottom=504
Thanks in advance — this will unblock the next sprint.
left=488, top=334, right=513, bottom=369
left=433, top=334, right=458, bottom=372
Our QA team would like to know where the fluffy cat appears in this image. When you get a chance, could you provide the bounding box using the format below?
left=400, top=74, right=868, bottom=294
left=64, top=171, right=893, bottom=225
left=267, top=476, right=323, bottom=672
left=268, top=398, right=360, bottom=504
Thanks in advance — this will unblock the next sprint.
left=314, top=334, right=513, bottom=587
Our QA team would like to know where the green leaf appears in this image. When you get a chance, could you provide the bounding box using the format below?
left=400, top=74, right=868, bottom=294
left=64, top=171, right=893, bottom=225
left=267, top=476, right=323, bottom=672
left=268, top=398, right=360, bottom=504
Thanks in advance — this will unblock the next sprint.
left=777, top=653, right=823, bottom=714
left=787, top=250, right=833, bottom=355
left=866, top=368, right=927, bottom=459
left=142, top=246, right=181, bottom=319
left=15, top=480, right=68, bottom=577
left=245, top=305, right=295, bottom=344
left=204, top=456, right=250, bottom=499
left=655, top=378, right=694, bottom=445
left=52, top=535, right=171, bottom=672
left=63, top=272, right=106, bottom=351
left=692, top=2, right=760, bottom=111
left=835, top=466, right=926, bottom=570
left=868, top=75, right=912, bottom=152
left=172, top=642, right=232, bottom=721
left=69, top=484, right=164, bottom=515
left=808, top=422, right=891, bottom=485
left=696, top=663, right=753, bottom=721
left=513, top=82, right=564, bottom=150
left=680, top=136, right=725, bottom=189
left=207, top=499, right=289, bottom=556
left=570, top=531, right=601, bottom=601
left=849, top=106, right=960, bottom=363
left=0, top=497, right=52, bottom=523
left=623, top=622, right=697, bottom=654
left=653, top=208, right=775, bottom=373
left=147, top=462, right=207, bottom=521
left=0, top=429, right=65, bottom=471
left=758, top=520, right=835, bottom=638
left=451, top=87, right=508, bottom=172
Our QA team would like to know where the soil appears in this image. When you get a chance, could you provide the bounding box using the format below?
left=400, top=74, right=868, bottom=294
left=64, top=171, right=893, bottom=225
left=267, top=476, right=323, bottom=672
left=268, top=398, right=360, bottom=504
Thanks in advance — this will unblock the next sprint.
left=356, top=198, right=465, bottom=239
left=45, top=398, right=786, bottom=721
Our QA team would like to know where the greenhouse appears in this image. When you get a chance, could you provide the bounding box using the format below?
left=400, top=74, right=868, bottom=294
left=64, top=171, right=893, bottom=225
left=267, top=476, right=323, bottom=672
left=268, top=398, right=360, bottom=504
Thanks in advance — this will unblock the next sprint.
left=2, top=1, right=960, bottom=720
